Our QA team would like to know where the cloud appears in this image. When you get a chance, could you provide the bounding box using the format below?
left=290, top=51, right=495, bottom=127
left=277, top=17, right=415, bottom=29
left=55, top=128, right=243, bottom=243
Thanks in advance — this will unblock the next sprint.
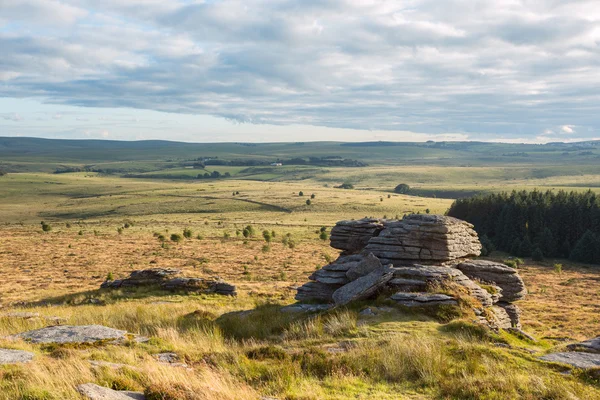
left=0, top=0, right=599, bottom=141
left=561, top=125, right=575, bottom=134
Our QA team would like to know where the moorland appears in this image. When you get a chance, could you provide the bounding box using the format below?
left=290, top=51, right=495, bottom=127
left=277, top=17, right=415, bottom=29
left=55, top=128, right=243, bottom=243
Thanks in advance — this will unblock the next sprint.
left=0, top=137, right=600, bottom=399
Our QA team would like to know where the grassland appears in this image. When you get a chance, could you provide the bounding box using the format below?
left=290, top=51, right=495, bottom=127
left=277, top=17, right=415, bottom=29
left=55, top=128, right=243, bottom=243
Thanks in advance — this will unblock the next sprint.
left=1, top=138, right=600, bottom=398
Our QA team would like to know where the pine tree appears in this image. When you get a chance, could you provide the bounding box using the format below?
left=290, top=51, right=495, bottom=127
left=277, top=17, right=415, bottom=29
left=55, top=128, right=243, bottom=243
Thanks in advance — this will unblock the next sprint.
left=569, top=230, right=599, bottom=264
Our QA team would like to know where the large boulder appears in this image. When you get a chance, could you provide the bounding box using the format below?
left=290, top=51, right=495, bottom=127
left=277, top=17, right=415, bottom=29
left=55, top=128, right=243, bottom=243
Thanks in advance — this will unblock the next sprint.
left=567, top=336, right=600, bottom=353
left=102, top=268, right=236, bottom=296
left=540, top=352, right=600, bottom=369
left=364, top=215, right=482, bottom=264
left=101, top=268, right=180, bottom=288
left=330, top=218, right=384, bottom=254
left=456, top=260, right=527, bottom=302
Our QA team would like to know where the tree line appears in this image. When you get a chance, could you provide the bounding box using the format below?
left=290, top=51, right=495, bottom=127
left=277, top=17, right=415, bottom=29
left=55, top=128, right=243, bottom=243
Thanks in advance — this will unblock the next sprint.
left=447, top=190, right=600, bottom=264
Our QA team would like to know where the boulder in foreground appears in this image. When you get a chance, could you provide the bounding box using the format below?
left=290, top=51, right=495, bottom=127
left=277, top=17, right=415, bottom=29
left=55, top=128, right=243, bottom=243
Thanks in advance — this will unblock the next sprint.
left=77, top=383, right=145, bottom=400
left=15, top=325, right=127, bottom=344
left=0, top=348, right=34, bottom=364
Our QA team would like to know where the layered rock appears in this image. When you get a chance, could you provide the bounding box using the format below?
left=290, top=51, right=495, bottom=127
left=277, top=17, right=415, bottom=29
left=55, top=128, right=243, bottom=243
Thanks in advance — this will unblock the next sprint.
left=101, top=268, right=236, bottom=296
left=456, top=260, right=527, bottom=302
left=295, top=214, right=527, bottom=332
left=330, top=219, right=384, bottom=254
left=364, top=215, right=481, bottom=264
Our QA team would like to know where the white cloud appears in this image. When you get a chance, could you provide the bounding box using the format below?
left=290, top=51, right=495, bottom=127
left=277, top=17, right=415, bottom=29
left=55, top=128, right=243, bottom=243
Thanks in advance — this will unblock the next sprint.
left=561, top=125, right=575, bottom=134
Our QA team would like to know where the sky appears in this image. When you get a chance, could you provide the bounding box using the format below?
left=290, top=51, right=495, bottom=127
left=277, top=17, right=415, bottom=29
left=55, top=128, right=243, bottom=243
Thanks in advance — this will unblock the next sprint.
left=1, top=0, right=599, bottom=143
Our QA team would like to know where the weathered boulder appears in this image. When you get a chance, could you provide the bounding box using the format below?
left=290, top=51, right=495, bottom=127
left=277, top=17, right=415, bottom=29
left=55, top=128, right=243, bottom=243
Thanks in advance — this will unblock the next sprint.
left=332, top=267, right=393, bottom=306
left=161, top=278, right=236, bottom=296
left=77, top=383, right=145, bottom=400
left=15, top=325, right=127, bottom=344
left=102, top=268, right=236, bottom=296
left=489, top=306, right=512, bottom=329
left=330, top=218, right=384, bottom=254
left=346, top=253, right=382, bottom=281
left=567, top=337, right=600, bottom=353
left=389, top=265, right=494, bottom=307
left=390, top=292, right=457, bottom=307
left=295, top=281, right=340, bottom=302
left=540, top=352, right=600, bottom=369
left=456, top=260, right=527, bottom=302
left=0, top=348, right=34, bottom=364
left=498, top=302, right=521, bottom=329
left=365, top=215, right=482, bottom=264
left=101, top=268, right=180, bottom=288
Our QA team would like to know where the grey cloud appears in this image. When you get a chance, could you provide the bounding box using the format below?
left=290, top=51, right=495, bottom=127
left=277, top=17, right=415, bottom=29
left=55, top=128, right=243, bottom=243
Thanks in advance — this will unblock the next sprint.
left=1, top=0, right=599, bottom=140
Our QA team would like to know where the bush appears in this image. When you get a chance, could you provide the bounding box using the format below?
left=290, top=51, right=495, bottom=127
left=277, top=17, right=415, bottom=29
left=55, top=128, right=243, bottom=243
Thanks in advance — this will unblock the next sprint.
left=40, top=221, right=52, bottom=232
left=319, top=231, right=328, bottom=241
left=298, top=191, right=304, bottom=196
left=170, top=234, right=183, bottom=243
left=306, top=199, right=311, bottom=206
left=117, top=227, right=123, bottom=235
left=311, top=193, right=315, bottom=199
left=335, top=182, right=354, bottom=189
left=183, top=228, right=193, bottom=239
left=262, top=230, right=272, bottom=243
left=554, top=263, right=563, bottom=274
left=394, top=183, right=410, bottom=194
left=243, top=225, right=255, bottom=238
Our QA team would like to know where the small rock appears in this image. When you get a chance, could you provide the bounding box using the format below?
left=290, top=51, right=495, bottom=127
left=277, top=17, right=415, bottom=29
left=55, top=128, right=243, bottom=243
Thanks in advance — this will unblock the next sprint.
left=280, top=304, right=332, bottom=313
left=567, top=336, right=600, bottom=353
left=77, top=383, right=145, bottom=400
left=155, top=352, right=188, bottom=368
left=359, top=307, right=376, bottom=316
left=0, top=348, right=34, bottom=364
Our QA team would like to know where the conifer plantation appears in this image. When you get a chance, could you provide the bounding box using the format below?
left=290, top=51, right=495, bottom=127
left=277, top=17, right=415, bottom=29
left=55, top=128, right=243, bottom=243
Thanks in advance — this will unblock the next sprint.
left=448, top=190, right=600, bottom=264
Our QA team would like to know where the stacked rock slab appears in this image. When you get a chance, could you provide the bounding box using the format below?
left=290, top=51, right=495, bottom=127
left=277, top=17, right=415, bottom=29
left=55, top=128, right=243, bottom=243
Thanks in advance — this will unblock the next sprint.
left=364, top=215, right=482, bottom=264
left=101, top=268, right=236, bottom=296
left=296, top=214, right=526, bottom=330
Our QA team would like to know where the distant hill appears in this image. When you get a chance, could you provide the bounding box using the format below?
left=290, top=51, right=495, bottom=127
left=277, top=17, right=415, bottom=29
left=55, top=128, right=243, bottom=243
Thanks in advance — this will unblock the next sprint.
left=0, top=136, right=599, bottom=173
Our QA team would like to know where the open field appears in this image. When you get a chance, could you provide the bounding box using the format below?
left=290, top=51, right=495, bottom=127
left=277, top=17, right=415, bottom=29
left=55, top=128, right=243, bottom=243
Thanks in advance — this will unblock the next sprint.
left=0, top=164, right=600, bottom=399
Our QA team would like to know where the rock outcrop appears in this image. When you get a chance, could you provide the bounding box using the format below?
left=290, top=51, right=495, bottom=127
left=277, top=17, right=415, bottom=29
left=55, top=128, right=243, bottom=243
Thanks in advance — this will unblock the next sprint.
left=541, top=336, right=600, bottom=369
left=295, top=214, right=527, bottom=331
left=365, top=215, right=482, bottom=264
left=15, top=325, right=128, bottom=344
left=330, top=219, right=384, bottom=254
left=456, top=260, right=526, bottom=302
left=101, top=268, right=236, bottom=296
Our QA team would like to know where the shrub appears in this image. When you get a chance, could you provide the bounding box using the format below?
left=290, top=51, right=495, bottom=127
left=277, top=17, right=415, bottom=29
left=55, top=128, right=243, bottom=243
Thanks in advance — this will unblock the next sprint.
left=223, top=232, right=230, bottom=240
left=394, top=183, right=410, bottom=194
left=306, top=199, right=311, bottom=205
left=262, top=244, right=270, bottom=253
left=170, top=234, right=183, bottom=243
left=311, top=193, right=315, bottom=199
left=299, top=191, right=304, bottom=196
left=503, top=259, right=517, bottom=269
left=156, top=234, right=166, bottom=242
left=554, top=263, right=563, bottom=274
left=183, top=228, right=193, bottom=239
left=78, top=230, right=83, bottom=236
left=319, top=231, right=328, bottom=241
left=106, top=272, right=114, bottom=281
left=425, top=208, right=430, bottom=214
left=117, top=227, right=123, bottom=235
left=262, top=230, right=272, bottom=243
left=41, top=221, right=52, bottom=232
